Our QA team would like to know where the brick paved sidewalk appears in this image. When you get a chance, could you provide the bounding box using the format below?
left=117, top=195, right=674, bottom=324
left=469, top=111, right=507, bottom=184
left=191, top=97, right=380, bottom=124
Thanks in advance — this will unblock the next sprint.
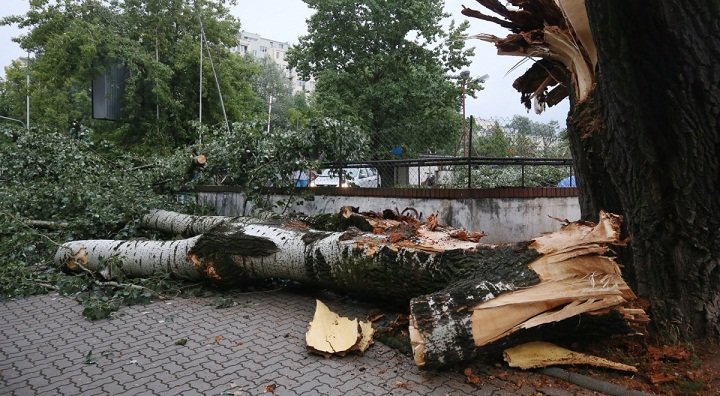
left=0, top=290, right=591, bottom=395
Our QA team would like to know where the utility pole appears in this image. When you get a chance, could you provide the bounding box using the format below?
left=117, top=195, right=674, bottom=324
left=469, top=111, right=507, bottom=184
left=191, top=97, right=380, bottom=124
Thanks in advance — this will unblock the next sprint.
left=199, top=26, right=203, bottom=125
left=26, top=51, right=30, bottom=130
left=460, top=70, right=470, bottom=156
left=267, top=94, right=273, bottom=134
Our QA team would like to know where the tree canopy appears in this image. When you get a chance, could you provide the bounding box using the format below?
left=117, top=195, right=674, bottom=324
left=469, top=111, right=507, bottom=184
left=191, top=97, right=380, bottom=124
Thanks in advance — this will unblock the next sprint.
left=287, top=0, right=479, bottom=158
left=1, top=0, right=260, bottom=149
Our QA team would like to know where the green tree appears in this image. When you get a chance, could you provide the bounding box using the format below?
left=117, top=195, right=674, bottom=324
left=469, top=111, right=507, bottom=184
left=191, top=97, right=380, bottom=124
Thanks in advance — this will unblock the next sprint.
left=286, top=0, right=477, bottom=164
left=506, top=115, right=567, bottom=157
left=0, top=61, right=30, bottom=127
left=249, top=56, right=311, bottom=132
left=2, top=0, right=260, bottom=149
left=475, top=121, right=510, bottom=157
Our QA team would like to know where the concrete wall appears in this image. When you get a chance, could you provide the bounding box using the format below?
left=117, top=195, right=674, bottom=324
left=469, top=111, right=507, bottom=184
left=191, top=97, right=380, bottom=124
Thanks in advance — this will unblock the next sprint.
left=197, top=191, right=581, bottom=244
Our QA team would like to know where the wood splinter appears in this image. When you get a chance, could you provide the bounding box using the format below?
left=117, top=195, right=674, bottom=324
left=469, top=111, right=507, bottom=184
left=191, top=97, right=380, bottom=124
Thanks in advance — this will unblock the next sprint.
left=504, top=341, right=637, bottom=373
left=305, top=299, right=374, bottom=358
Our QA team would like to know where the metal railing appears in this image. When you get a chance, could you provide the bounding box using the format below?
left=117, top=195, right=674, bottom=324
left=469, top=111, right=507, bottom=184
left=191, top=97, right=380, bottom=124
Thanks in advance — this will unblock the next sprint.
left=313, top=156, right=574, bottom=189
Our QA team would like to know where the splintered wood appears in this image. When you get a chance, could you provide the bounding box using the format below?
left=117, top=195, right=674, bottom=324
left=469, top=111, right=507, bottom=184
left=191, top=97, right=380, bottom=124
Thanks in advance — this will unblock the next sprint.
left=469, top=212, right=641, bottom=347
left=409, top=211, right=649, bottom=369
left=462, top=0, right=596, bottom=109
left=504, top=341, right=637, bottom=373
left=305, top=300, right=374, bottom=358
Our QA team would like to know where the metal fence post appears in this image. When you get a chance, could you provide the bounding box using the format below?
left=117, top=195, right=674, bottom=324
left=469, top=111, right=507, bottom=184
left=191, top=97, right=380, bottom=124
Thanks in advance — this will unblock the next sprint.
left=467, top=116, right=473, bottom=189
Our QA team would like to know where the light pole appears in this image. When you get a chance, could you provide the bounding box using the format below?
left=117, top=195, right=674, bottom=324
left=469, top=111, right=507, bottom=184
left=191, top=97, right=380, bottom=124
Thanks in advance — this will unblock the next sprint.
left=26, top=51, right=30, bottom=130
left=266, top=94, right=273, bottom=134
left=459, top=70, right=470, bottom=157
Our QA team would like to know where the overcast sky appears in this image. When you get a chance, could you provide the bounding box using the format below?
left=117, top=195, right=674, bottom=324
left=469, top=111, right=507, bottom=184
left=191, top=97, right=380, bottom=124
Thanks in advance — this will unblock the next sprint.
left=0, top=0, right=569, bottom=125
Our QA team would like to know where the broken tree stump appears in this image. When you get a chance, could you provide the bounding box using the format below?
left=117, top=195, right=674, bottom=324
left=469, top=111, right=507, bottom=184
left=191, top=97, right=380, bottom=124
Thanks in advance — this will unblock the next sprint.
left=408, top=212, right=648, bottom=369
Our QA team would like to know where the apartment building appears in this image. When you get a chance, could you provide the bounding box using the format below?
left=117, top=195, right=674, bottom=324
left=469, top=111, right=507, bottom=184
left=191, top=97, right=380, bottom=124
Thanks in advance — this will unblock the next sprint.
left=235, top=31, right=315, bottom=95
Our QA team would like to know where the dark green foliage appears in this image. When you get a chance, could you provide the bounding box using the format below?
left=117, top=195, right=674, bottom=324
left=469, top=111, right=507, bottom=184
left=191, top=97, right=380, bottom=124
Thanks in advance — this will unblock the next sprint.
left=0, top=126, right=177, bottom=239
left=287, top=0, right=478, bottom=158
left=197, top=119, right=368, bottom=206
left=1, top=0, right=260, bottom=148
left=0, top=124, right=204, bottom=318
left=0, top=260, right=60, bottom=300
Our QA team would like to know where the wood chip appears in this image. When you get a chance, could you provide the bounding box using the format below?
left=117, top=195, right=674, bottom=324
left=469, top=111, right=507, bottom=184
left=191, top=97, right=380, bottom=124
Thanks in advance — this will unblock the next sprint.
left=504, top=341, right=637, bottom=373
left=305, top=300, right=374, bottom=357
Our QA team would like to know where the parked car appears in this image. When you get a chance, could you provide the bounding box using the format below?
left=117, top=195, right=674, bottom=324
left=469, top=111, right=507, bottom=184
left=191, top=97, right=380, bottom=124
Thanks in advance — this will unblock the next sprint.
left=310, top=167, right=381, bottom=188
left=556, top=175, right=576, bottom=187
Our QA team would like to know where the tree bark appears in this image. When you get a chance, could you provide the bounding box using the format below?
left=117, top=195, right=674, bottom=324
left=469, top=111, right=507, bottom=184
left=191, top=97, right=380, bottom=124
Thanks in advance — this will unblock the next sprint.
left=140, top=209, right=234, bottom=237
left=584, top=1, right=720, bottom=339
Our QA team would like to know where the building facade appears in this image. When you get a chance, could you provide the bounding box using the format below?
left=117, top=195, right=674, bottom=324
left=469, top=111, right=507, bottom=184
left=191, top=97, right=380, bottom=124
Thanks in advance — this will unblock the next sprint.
left=235, top=31, right=315, bottom=95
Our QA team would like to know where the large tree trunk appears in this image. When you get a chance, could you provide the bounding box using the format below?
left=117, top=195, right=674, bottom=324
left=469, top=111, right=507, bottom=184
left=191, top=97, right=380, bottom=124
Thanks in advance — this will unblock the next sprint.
left=56, top=213, right=493, bottom=305
left=462, top=0, right=720, bottom=340
left=583, top=1, right=720, bottom=339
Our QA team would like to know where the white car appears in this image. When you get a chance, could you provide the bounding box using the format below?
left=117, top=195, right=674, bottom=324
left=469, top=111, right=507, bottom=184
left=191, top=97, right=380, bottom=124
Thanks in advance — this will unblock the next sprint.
left=310, top=167, right=381, bottom=188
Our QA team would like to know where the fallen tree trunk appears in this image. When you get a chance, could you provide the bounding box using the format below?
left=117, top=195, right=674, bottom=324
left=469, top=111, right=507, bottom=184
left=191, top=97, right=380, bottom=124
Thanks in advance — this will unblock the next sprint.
left=56, top=211, right=490, bottom=304
left=55, top=209, right=647, bottom=369
left=140, top=209, right=236, bottom=237
left=409, top=212, right=649, bottom=369
left=139, top=206, right=404, bottom=237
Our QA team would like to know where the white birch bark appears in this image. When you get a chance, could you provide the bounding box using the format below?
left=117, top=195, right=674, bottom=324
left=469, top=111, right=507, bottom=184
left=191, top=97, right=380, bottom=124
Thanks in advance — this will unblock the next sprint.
left=54, top=220, right=481, bottom=304
left=54, top=236, right=203, bottom=280
left=140, top=209, right=237, bottom=236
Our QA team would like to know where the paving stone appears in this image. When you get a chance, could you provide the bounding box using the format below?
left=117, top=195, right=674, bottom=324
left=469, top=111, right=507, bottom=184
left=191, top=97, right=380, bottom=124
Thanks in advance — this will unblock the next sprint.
left=0, top=292, right=600, bottom=396
left=101, top=381, right=127, bottom=394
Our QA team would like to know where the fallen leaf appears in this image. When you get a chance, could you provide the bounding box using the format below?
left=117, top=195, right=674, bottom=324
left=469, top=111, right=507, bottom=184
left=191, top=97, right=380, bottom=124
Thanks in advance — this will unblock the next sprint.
left=495, top=371, right=508, bottom=380
left=175, top=338, right=188, bottom=346
left=463, top=368, right=482, bottom=385
left=393, top=381, right=410, bottom=389
left=387, top=232, right=405, bottom=243
left=426, top=213, right=439, bottom=231
left=214, top=335, right=223, bottom=345
left=263, top=383, right=277, bottom=393
left=648, top=371, right=679, bottom=385
left=82, top=351, right=97, bottom=365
